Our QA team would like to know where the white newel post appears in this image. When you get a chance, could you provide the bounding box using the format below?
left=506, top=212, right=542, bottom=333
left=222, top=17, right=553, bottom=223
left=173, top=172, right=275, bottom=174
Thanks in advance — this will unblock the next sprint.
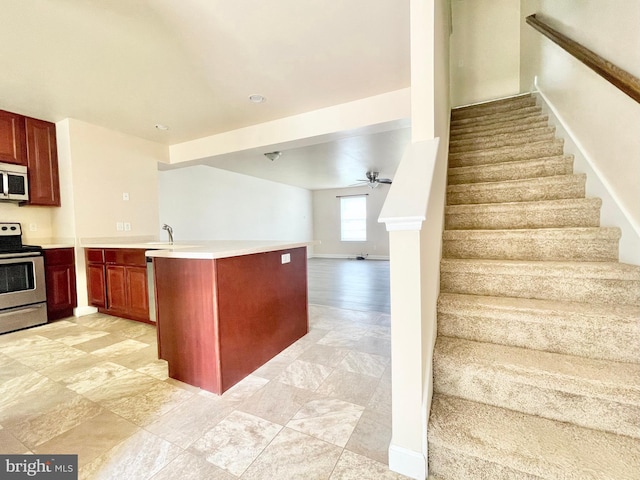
left=387, top=228, right=427, bottom=479
left=379, top=138, right=441, bottom=480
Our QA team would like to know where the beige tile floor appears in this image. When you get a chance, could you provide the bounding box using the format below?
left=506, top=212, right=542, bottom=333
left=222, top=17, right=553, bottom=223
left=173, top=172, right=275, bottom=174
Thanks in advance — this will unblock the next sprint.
left=0, top=305, right=409, bottom=479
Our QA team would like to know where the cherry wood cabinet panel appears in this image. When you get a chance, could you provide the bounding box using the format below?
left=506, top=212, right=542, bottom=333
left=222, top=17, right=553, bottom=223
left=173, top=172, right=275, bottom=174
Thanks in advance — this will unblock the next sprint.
left=154, top=247, right=308, bottom=394
left=85, top=248, right=104, bottom=264
left=0, top=110, right=27, bottom=165
left=24, top=118, right=60, bottom=206
left=106, top=265, right=127, bottom=314
left=216, top=247, right=308, bottom=392
left=44, top=247, right=74, bottom=266
left=126, top=266, right=149, bottom=320
left=104, top=248, right=146, bottom=267
left=87, top=263, right=106, bottom=308
left=44, top=248, right=77, bottom=321
left=155, top=258, right=220, bottom=392
left=85, top=247, right=150, bottom=322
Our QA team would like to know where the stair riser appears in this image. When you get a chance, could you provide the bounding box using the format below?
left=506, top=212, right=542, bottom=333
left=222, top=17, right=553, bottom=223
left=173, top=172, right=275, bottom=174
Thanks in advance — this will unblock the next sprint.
left=448, top=157, right=574, bottom=185
left=433, top=358, right=640, bottom=438
left=449, top=129, right=556, bottom=154
left=428, top=446, right=538, bottom=480
left=447, top=177, right=585, bottom=205
left=451, top=119, right=550, bottom=140
left=442, top=237, right=619, bottom=262
left=449, top=142, right=564, bottom=168
left=440, top=271, right=640, bottom=305
left=451, top=107, right=542, bottom=128
left=445, top=205, right=601, bottom=230
left=452, top=97, right=537, bottom=121
left=437, top=310, right=640, bottom=363
left=428, top=394, right=640, bottom=480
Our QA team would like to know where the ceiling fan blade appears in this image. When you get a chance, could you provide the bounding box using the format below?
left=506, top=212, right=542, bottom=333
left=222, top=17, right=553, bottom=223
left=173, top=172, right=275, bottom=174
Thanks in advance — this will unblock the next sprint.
left=378, top=178, right=392, bottom=184
left=348, top=181, right=368, bottom=187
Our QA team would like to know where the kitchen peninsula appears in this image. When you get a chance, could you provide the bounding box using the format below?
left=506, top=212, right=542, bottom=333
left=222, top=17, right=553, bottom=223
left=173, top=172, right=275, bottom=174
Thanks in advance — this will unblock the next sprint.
left=146, top=241, right=311, bottom=394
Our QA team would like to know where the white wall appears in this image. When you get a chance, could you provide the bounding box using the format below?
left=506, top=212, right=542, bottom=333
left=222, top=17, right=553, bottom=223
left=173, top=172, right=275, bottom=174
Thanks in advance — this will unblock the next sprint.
left=450, top=0, right=521, bottom=106
left=158, top=165, right=313, bottom=243
left=312, top=186, right=390, bottom=258
left=65, top=119, right=165, bottom=240
left=52, top=118, right=167, bottom=311
left=0, top=203, right=53, bottom=242
left=521, top=0, right=640, bottom=264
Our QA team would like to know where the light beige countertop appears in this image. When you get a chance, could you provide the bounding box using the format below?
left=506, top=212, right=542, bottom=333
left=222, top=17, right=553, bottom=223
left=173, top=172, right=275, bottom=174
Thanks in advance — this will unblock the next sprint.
left=144, top=240, right=316, bottom=260
left=77, top=237, right=316, bottom=260
left=26, top=238, right=76, bottom=249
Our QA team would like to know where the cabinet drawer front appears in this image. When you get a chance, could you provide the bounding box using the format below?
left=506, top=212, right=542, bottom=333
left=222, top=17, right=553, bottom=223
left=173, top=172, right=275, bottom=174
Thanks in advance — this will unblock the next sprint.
left=44, top=247, right=74, bottom=266
left=104, top=248, right=146, bottom=266
left=86, top=248, right=104, bottom=263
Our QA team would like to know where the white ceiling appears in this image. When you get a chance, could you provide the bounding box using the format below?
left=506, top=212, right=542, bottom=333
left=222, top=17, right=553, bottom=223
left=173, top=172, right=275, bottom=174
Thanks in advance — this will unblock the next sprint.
left=0, top=0, right=411, bottom=190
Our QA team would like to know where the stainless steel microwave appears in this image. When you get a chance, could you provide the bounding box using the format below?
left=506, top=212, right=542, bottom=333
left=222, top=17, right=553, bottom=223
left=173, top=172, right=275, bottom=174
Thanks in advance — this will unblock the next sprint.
left=0, top=162, right=29, bottom=202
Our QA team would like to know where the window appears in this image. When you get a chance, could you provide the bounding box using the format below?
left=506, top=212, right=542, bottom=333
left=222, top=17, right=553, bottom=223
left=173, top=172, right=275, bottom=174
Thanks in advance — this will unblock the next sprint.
left=340, top=196, right=367, bottom=241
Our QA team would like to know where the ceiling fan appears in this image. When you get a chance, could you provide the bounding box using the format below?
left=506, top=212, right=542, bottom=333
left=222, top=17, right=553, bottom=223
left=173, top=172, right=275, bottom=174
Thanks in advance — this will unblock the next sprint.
left=352, top=171, right=393, bottom=189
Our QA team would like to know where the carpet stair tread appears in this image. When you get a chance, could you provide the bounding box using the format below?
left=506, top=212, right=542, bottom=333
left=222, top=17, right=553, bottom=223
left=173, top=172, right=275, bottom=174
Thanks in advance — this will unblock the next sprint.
left=442, top=226, right=620, bottom=261
left=440, top=258, right=640, bottom=306
left=436, top=293, right=640, bottom=363
left=428, top=394, right=640, bottom=480
left=446, top=174, right=586, bottom=205
left=433, top=336, right=640, bottom=437
left=451, top=95, right=536, bottom=120
left=449, top=139, right=564, bottom=168
left=448, top=155, right=574, bottom=185
left=445, top=197, right=602, bottom=230
left=449, top=126, right=556, bottom=153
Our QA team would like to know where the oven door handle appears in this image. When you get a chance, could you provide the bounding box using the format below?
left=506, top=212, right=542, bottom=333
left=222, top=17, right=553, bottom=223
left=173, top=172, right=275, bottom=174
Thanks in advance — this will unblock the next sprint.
left=0, top=304, right=45, bottom=318
left=0, top=252, right=43, bottom=259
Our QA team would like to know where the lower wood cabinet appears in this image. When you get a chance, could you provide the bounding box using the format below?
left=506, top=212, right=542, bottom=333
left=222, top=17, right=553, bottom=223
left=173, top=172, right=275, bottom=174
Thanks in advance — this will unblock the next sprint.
left=87, top=263, right=106, bottom=308
left=43, top=248, right=77, bottom=321
left=85, top=248, right=150, bottom=323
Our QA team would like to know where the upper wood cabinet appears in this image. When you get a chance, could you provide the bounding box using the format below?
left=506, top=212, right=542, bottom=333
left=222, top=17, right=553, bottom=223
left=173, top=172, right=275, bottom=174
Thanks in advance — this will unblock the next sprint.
left=0, top=110, right=27, bottom=165
left=25, top=118, right=61, bottom=206
left=0, top=108, right=61, bottom=206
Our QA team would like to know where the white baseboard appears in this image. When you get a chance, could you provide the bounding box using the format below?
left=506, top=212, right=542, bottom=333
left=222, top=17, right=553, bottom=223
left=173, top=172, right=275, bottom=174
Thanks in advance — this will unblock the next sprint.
left=74, top=306, right=98, bottom=317
left=310, top=254, right=390, bottom=261
left=388, top=444, right=426, bottom=479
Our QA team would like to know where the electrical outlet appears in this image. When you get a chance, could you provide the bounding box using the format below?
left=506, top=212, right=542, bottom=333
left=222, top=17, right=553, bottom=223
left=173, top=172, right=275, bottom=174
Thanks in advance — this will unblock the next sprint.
left=124, top=222, right=131, bottom=232
left=123, top=192, right=129, bottom=201
left=29, top=223, right=37, bottom=232
left=116, top=222, right=124, bottom=231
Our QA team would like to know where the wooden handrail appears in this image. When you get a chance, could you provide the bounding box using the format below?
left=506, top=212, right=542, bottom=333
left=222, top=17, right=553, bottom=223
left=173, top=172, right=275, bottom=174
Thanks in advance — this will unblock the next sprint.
left=526, top=14, right=640, bottom=104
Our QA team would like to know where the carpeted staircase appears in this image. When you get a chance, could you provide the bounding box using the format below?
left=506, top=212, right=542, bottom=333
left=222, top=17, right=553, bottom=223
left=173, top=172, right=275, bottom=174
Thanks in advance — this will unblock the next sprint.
left=427, top=94, right=640, bottom=479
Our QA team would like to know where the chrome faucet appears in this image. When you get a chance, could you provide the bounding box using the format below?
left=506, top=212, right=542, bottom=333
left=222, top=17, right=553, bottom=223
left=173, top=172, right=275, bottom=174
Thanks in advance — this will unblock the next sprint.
left=162, top=224, right=174, bottom=244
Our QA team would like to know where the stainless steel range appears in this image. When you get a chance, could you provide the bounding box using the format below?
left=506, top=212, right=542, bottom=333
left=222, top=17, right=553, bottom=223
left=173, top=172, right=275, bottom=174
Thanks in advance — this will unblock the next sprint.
left=0, top=222, right=47, bottom=334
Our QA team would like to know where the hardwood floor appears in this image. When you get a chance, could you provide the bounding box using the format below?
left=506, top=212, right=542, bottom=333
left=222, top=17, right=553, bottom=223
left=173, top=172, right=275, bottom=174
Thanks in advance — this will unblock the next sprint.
left=307, top=258, right=390, bottom=313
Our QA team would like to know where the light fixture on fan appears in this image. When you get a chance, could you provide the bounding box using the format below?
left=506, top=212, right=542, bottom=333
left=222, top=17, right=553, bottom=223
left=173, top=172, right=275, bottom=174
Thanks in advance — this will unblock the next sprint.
left=264, top=151, right=281, bottom=161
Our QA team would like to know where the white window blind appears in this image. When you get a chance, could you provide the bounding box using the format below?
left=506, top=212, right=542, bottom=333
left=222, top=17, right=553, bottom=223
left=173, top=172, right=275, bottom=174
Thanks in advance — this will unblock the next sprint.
left=340, top=195, right=367, bottom=241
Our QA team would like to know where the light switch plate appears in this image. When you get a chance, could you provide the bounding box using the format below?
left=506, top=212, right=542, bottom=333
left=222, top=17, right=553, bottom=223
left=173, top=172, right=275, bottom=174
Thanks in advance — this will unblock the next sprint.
left=281, top=253, right=291, bottom=264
